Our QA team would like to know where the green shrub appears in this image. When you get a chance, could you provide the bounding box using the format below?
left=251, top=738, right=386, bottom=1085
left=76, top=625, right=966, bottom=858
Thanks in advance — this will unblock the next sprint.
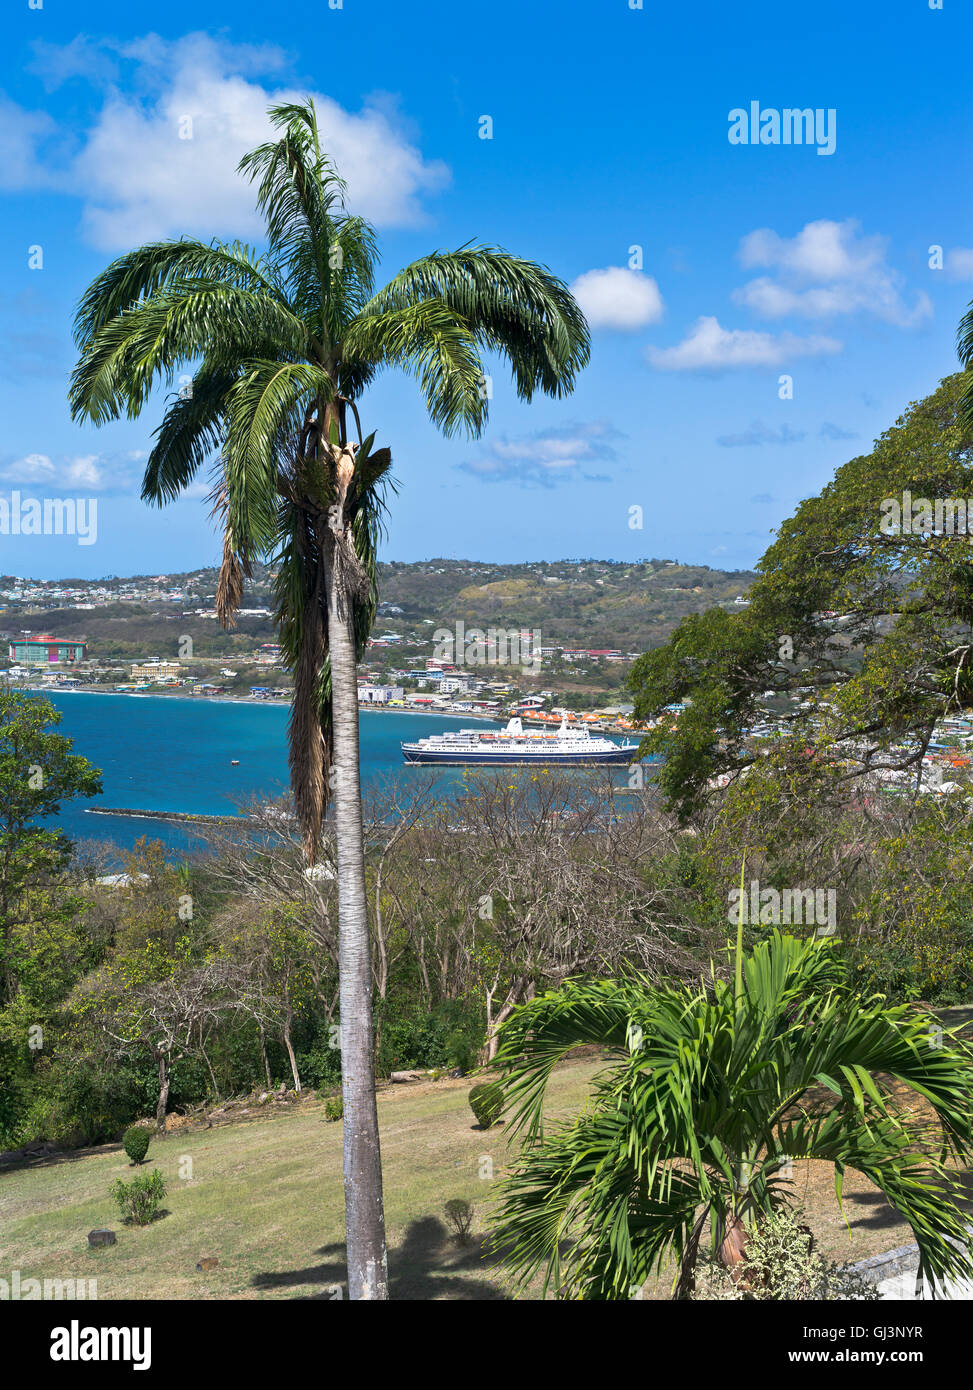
left=296, top=1042, right=342, bottom=1090
left=446, top=1030, right=473, bottom=1074
left=375, top=1000, right=486, bottom=1075
left=122, top=1125, right=151, bottom=1165
left=468, top=1081, right=504, bottom=1129
left=109, top=1169, right=167, bottom=1227
left=324, top=1095, right=344, bottom=1122
left=690, top=1207, right=880, bottom=1301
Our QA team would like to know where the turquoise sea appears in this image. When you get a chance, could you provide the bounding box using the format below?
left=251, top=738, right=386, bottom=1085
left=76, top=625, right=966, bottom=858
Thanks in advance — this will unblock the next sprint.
left=39, top=691, right=650, bottom=854
left=41, top=692, right=508, bottom=851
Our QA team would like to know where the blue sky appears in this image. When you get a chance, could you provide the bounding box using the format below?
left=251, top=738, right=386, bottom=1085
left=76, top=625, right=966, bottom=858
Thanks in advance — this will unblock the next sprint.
left=2, top=0, right=972, bottom=579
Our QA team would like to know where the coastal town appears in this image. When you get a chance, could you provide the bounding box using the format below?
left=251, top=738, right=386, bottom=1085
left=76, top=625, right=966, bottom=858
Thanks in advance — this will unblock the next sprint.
left=0, top=558, right=755, bottom=732
left=0, top=627, right=648, bottom=733
left=5, top=597, right=973, bottom=792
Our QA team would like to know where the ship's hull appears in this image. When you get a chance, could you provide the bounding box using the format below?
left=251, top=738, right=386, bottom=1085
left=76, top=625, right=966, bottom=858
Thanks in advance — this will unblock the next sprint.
left=402, top=745, right=635, bottom=766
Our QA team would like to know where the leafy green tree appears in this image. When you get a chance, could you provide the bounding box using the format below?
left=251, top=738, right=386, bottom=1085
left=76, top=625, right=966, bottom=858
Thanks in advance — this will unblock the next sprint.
left=217, top=905, right=317, bottom=1092
left=0, top=690, right=101, bottom=1007
left=489, top=928, right=973, bottom=1300
left=69, top=99, right=589, bottom=1297
left=629, top=373, right=973, bottom=818
left=0, top=690, right=101, bottom=1141
left=845, top=803, right=973, bottom=1003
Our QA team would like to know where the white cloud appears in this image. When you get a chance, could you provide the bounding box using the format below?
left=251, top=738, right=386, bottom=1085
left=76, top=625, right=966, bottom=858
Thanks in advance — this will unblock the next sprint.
left=739, top=220, right=883, bottom=281
left=946, top=248, right=973, bottom=280
left=733, top=219, right=931, bottom=328
left=569, top=267, right=664, bottom=330
left=458, top=421, right=620, bottom=487
left=27, top=35, right=124, bottom=91
left=0, top=93, right=58, bottom=191
left=9, top=34, right=450, bottom=248
left=0, top=452, right=124, bottom=491
left=1, top=453, right=57, bottom=484
left=646, top=316, right=841, bottom=371
left=179, top=480, right=213, bottom=501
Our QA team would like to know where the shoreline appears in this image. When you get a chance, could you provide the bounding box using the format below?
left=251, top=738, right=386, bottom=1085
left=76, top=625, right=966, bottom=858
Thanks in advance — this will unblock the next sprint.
left=24, top=685, right=504, bottom=719
left=85, top=807, right=245, bottom=824
left=19, top=684, right=641, bottom=734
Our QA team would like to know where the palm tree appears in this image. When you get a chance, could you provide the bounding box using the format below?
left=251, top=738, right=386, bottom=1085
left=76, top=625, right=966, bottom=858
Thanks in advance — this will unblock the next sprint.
left=69, top=99, right=589, bottom=1300
left=489, top=926, right=973, bottom=1299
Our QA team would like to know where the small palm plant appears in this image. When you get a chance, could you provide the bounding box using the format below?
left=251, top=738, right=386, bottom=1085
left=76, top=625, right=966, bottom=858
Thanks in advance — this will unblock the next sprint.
left=489, top=874, right=973, bottom=1300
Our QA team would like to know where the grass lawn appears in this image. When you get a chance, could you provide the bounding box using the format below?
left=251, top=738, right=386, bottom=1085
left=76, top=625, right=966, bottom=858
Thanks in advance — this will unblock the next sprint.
left=0, top=1053, right=958, bottom=1300
left=0, top=1059, right=600, bottom=1300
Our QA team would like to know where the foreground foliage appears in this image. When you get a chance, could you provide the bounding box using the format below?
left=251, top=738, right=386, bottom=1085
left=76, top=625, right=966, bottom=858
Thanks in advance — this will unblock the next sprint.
left=630, top=373, right=973, bottom=818
left=689, top=1206, right=879, bottom=1301
left=489, top=929, right=973, bottom=1300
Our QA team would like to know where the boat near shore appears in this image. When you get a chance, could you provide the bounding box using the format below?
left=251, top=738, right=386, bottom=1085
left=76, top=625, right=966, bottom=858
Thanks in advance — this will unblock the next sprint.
left=401, top=716, right=637, bottom=766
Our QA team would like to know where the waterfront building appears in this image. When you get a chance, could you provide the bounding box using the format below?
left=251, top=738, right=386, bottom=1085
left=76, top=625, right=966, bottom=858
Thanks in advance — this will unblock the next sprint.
left=131, top=660, right=183, bottom=683
left=359, top=684, right=405, bottom=704
left=8, top=634, right=87, bottom=665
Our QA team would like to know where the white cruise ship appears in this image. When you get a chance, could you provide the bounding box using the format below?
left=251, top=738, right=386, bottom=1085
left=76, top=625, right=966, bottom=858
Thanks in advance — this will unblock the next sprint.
left=401, top=716, right=637, bottom=766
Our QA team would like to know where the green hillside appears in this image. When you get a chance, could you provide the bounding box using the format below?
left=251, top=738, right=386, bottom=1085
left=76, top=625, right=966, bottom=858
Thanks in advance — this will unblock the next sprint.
left=1, top=558, right=756, bottom=663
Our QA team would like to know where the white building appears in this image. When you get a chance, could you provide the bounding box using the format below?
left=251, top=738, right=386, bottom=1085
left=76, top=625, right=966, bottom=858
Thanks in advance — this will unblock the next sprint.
left=358, top=684, right=404, bottom=704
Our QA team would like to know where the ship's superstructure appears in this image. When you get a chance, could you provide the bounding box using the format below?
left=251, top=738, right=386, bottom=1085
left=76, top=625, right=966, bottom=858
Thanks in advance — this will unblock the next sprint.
left=401, top=716, right=636, bottom=766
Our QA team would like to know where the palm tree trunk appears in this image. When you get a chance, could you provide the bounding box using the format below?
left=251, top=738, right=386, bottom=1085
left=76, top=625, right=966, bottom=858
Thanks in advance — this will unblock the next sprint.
left=326, top=561, right=389, bottom=1301
left=716, top=1182, right=751, bottom=1284
left=717, top=1209, right=749, bottom=1275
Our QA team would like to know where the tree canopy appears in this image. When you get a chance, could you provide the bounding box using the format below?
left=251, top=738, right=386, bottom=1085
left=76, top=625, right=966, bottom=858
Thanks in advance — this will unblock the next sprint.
left=630, top=373, right=973, bottom=816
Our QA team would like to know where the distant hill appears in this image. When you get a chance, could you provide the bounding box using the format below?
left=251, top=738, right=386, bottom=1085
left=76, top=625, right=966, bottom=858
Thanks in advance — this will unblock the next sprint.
left=375, top=558, right=757, bottom=650
left=1, top=557, right=757, bottom=659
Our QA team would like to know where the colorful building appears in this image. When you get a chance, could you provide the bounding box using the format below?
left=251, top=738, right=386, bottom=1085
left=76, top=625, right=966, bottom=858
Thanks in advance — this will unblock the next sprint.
left=8, top=634, right=87, bottom=665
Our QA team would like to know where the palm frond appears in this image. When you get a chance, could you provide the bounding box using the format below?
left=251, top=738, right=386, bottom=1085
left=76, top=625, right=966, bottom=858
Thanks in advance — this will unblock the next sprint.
left=221, top=361, right=334, bottom=556
left=238, top=99, right=373, bottom=354
left=70, top=282, right=307, bottom=426
left=72, top=238, right=282, bottom=349
left=360, top=245, right=590, bottom=419
left=270, top=432, right=394, bottom=858
left=343, top=300, right=486, bottom=436
left=141, top=365, right=236, bottom=504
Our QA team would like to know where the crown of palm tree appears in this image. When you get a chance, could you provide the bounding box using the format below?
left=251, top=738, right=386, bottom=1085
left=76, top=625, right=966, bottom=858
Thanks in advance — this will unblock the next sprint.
left=70, top=99, right=590, bottom=855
